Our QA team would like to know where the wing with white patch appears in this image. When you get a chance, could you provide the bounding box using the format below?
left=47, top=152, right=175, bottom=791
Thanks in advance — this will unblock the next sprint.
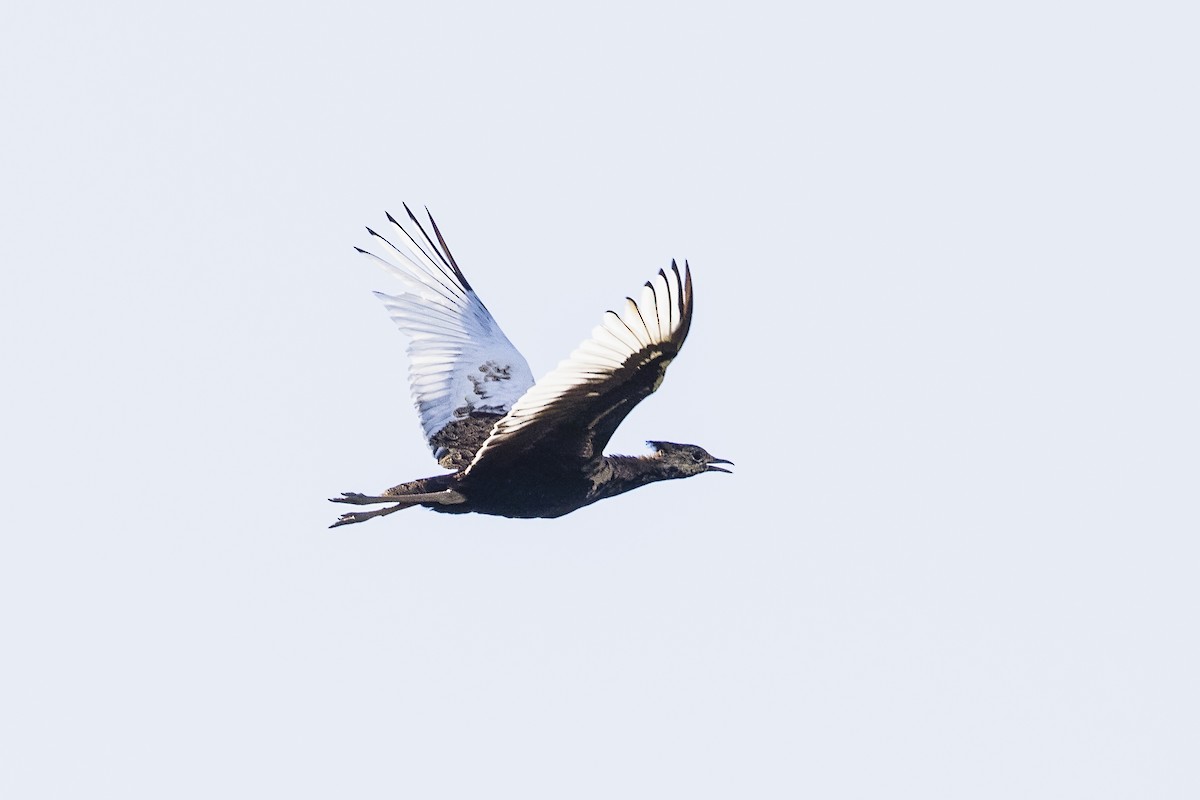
left=358, top=206, right=535, bottom=468
left=465, top=261, right=693, bottom=477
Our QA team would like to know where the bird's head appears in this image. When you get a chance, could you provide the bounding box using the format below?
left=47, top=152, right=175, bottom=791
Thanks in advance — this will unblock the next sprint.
left=645, top=441, right=734, bottom=476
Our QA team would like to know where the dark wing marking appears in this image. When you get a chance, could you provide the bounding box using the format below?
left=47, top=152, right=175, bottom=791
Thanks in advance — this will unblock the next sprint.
left=465, top=261, right=693, bottom=476
left=358, top=205, right=535, bottom=468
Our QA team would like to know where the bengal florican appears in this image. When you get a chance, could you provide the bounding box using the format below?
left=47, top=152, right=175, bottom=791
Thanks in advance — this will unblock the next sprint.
left=330, top=206, right=731, bottom=526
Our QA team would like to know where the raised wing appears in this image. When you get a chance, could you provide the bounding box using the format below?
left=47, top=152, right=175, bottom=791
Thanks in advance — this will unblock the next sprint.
left=465, top=261, right=693, bottom=476
left=358, top=206, right=535, bottom=469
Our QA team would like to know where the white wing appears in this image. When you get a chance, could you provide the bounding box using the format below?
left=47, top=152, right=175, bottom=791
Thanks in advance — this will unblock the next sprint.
left=465, top=262, right=693, bottom=475
left=358, top=206, right=535, bottom=464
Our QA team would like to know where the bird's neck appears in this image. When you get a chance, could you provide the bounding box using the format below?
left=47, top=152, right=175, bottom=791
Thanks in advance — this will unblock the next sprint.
left=587, top=455, right=688, bottom=501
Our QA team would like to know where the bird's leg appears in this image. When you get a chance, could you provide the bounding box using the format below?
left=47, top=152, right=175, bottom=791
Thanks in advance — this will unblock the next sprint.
left=331, top=492, right=397, bottom=505
left=330, top=502, right=411, bottom=528
left=330, top=490, right=467, bottom=506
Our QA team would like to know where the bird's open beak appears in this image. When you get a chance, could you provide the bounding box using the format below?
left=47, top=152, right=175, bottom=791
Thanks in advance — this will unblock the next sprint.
left=706, top=458, right=734, bottom=474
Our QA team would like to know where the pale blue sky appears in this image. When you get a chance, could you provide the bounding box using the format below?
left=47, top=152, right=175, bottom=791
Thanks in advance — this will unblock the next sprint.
left=2, top=1, right=1198, bottom=797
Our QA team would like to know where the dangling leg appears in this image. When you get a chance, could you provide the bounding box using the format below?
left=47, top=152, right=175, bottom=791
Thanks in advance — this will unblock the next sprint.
left=329, top=501, right=414, bottom=528
left=330, top=490, right=467, bottom=506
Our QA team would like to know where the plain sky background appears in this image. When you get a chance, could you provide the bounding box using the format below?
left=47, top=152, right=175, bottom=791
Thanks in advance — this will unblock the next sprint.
left=2, top=1, right=1197, bottom=797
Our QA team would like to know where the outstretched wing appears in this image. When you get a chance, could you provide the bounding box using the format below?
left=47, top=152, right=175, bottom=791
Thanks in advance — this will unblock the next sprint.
left=465, top=261, right=693, bottom=476
left=358, top=206, right=536, bottom=469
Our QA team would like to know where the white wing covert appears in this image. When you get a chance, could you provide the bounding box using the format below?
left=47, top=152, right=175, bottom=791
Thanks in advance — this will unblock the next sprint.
left=358, top=206, right=535, bottom=467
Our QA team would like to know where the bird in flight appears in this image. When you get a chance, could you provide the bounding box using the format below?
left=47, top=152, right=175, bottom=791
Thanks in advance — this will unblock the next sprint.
left=330, top=206, right=731, bottom=526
